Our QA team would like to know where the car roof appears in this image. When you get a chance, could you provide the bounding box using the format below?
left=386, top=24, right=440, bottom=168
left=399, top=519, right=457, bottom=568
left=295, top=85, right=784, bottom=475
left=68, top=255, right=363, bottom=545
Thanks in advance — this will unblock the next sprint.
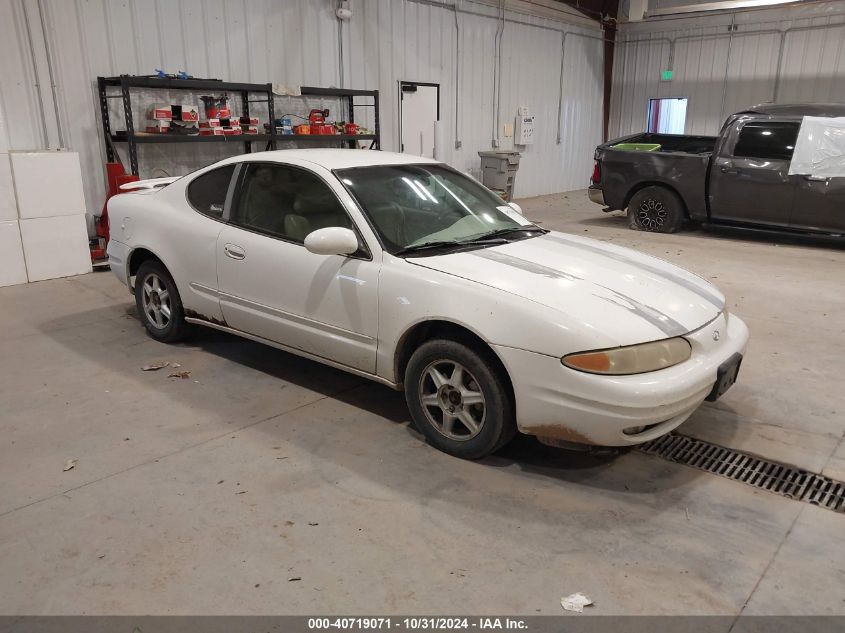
left=231, top=149, right=440, bottom=171
left=740, top=103, right=845, bottom=118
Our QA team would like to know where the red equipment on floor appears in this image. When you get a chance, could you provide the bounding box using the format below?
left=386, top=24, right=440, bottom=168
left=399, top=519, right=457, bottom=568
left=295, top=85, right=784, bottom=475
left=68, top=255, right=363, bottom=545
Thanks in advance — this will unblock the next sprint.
left=90, top=162, right=140, bottom=265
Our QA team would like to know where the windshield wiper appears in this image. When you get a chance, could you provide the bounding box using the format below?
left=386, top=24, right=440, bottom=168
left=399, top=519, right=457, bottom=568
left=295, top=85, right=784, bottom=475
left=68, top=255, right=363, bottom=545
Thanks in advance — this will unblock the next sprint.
left=395, top=238, right=509, bottom=257
left=473, top=226, right=549, bottom=241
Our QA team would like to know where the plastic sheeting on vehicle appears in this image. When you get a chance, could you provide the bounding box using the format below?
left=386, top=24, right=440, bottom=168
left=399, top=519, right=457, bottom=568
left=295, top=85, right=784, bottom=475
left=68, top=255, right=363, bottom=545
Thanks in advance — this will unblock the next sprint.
left=789, top=116, right=845, bottom=178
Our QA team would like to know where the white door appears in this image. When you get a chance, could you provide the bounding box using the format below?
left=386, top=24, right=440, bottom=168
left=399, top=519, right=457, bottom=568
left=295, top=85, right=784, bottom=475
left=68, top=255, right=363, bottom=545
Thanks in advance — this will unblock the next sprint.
left=215, top=162, right=380, bottom=373
left=400, top=83, right=439, bottom=158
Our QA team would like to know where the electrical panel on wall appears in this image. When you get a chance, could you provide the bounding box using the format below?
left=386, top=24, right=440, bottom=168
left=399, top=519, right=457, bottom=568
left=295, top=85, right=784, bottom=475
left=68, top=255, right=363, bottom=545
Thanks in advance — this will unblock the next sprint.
left=515, top=107, right=534, bottom=145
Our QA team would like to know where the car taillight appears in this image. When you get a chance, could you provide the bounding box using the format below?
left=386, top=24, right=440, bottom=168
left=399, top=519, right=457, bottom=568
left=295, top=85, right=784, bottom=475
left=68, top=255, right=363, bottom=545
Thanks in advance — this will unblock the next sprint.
left=591, top=161, right=601, bottom=185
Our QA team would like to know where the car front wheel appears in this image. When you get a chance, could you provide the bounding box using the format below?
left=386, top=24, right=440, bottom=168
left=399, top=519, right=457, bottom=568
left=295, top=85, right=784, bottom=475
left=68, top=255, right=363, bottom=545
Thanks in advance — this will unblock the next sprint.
left=405, top=339, right=516, bottom=459
left=134, top=260, right=190, bottom=343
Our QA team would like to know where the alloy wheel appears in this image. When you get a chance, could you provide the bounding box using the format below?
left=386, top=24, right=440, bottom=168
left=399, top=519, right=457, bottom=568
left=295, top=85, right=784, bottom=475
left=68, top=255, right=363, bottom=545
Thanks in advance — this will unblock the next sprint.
left=419, top=360, right=486, bottom=441
left=141, top=273, right=171, bottom=329
left=636, top=197, right=667, bottom=230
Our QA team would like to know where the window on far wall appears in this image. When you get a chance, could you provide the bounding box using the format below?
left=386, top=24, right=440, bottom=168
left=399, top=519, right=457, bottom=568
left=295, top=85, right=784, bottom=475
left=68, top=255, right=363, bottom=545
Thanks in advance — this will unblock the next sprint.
left=647, top=98, right=688, bottom=134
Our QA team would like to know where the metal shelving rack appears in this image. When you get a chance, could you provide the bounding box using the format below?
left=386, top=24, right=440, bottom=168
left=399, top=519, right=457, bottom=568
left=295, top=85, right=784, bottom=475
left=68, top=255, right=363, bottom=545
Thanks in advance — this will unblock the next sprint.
left=97, top=76, right=381, bottom=177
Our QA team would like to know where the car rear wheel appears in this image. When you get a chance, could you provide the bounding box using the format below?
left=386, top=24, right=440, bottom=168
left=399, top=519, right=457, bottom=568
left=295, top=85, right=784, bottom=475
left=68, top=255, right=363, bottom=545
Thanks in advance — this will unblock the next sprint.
left=628, top=186, right=684, bottom=233
left=405, top=339, right=516, bottom=459
left=134, top=260, right=190, bottom=343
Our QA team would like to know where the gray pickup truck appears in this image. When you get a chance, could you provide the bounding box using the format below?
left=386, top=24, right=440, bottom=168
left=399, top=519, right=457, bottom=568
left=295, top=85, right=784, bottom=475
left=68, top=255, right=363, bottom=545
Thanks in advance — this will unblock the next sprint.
left=588, top=103, right=845, bottom=236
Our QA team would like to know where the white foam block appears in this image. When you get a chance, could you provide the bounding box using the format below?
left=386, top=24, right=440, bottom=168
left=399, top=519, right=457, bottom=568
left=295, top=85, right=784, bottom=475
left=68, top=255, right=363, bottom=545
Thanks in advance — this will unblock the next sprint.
left=10, top=151, right=86, bottom=219
left=19, top=215, right=92, bottom=282
left=0, top=221, right=28, bottom=287
left=0, top=154, right=17, bottom=221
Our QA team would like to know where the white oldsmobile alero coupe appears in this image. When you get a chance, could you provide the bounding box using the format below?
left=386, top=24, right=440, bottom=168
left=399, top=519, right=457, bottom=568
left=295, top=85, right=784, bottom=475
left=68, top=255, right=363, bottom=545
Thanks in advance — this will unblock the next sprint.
left=107, top=149, right=749, bottom=459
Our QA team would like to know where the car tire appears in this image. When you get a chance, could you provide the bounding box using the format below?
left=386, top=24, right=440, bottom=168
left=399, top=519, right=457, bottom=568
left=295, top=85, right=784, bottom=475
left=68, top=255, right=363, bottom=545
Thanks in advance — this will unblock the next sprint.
left=627, top=186, right=684, bottom=233
left=405, top=339, right=516, bottom=459
left=134, top=260, right=190, bottom=343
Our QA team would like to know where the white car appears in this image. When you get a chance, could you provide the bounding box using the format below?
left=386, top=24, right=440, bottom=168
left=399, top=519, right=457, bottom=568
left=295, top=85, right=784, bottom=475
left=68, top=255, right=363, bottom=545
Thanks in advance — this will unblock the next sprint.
left=107, top=149, right=749, bottom=459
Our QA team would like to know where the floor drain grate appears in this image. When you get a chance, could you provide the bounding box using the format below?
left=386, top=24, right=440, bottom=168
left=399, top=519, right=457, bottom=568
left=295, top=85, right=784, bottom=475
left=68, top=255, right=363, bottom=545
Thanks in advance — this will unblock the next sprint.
left=639, top=433, right=845, bottom=514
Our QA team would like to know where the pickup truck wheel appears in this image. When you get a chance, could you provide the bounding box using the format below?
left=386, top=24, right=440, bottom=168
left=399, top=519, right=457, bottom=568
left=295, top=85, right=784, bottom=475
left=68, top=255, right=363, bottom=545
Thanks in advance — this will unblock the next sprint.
left=405, top=339, right=516, bottom=460
left=134, top=261, right=190, bottom=343
left=628, top=186, right=684, bottom=233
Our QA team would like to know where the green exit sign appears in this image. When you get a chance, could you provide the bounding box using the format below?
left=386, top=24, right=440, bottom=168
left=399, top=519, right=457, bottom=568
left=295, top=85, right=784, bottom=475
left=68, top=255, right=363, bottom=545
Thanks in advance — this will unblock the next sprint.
left=661, top=70, right=673, bottom=81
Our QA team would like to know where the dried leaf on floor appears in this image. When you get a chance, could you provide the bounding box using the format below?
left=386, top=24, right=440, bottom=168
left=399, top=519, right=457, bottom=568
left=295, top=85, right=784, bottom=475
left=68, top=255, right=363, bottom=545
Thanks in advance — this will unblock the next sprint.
left=168, top=371, right=191, bottom=379
left=561, top=592, right=593, bottom=613
left=141, top=361, right=169, bottom=371
left=63, top=459, right=78, bottom=471
left=288, top=576, right=301, bottom=582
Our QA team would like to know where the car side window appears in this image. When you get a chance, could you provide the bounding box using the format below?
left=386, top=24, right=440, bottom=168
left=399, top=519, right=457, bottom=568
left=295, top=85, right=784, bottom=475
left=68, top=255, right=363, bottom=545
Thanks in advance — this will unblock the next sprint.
left=733, top=122, right=799, bottom=161
left=231, top=163, right=352, bottom=244
left=186, top=165, right=236, bottom=219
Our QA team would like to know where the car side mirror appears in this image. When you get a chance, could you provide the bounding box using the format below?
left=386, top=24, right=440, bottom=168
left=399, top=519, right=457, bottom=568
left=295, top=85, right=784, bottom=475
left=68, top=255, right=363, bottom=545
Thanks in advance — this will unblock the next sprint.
left=508, top=201, right=523, bottom=215
left=304, top=227, right=359, bottom=256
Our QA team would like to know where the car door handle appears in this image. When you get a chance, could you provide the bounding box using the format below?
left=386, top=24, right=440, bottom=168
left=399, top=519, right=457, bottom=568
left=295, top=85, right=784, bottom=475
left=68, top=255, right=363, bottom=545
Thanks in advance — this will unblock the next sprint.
left=223, top=243, right=245, bottom=260
left=804, top=175, right=829, bottom=182
left=719, top=166, right=738, bottom=174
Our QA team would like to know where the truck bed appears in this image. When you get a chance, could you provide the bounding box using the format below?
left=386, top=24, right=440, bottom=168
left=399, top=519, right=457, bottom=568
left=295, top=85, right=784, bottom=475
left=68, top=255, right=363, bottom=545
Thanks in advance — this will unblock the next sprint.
left=594, top=133, right=718, bottom=219
left=602, top=133, right=717, bottom=155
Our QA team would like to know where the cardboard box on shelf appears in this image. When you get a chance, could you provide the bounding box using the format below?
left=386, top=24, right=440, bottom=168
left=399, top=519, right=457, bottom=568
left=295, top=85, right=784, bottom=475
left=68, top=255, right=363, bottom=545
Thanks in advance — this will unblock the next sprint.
left=19, top=214, right=92, bottom=282
left=10, top=151, right=86, bottom=220
left=198, top=119, right=222, bottom=128
left=241, top=126, right=258, bottom=135
left=175, top=104, right=200, bottom=122
left=240, top=116, right=259, bottom=126
left=0, top=220, right=27, bottom=287
left=221, top=127, right=242, bottom=136
left=149, top=105, right=172, bottom=120
left=145, top=120, right=171, bottom=134
left=198, top=128, right=226, bottom=136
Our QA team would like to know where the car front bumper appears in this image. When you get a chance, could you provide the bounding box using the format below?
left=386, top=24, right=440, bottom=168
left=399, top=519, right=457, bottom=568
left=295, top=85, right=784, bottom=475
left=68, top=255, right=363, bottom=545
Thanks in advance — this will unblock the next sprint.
left=493, top=311, right=749, bottom=446
left=588, top=186, right=605, bottom=206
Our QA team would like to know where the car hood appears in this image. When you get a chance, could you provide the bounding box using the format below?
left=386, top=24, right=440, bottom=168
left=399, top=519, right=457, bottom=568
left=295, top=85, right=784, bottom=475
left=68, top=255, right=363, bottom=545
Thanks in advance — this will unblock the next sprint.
left=407, top=231, right=725, bottom=346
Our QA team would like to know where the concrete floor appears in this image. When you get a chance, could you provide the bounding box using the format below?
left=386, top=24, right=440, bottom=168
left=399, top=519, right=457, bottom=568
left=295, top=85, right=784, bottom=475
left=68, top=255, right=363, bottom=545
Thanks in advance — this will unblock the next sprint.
left=1, top=192, right=843, bottom=615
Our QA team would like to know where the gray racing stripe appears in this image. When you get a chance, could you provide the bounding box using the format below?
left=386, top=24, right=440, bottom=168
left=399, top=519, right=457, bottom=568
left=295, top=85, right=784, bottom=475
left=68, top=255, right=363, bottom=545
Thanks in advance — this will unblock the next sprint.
left=591, top=284, right=689, bottom=337
left=472, top=250, right=689, bottom=337
left=474, top=249, right=583, bottom=281
left=542, top=233, right=725, bottom=310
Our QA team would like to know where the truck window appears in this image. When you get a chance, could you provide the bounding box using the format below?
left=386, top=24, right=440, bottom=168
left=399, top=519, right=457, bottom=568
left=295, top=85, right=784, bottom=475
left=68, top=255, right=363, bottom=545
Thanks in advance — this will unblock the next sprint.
left=733, top=122, right=799, bottom=161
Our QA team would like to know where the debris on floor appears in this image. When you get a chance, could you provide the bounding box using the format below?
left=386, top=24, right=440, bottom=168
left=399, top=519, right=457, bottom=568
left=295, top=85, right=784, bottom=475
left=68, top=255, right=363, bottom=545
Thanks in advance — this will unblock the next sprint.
left=561, top=592, right=593, bottom=613
left=63, top=459, right=78, bottom=472
left=168, top=371, right=191, bottom=379
left=288, top=576, right=302, bottom=582
left=141, top=361, right=169, bottom=371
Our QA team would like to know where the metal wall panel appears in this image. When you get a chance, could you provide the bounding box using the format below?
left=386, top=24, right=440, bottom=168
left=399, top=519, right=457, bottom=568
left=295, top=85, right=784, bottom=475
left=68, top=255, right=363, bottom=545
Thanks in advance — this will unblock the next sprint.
left=1, top=0, right=604, bottom=220
left=610, top=1, right=845, bottom=139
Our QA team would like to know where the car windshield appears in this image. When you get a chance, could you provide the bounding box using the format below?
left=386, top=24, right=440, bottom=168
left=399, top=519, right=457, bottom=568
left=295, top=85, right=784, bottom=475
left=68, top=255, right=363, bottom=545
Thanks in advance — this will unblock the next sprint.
left=335, top=164, right=544, bottom=256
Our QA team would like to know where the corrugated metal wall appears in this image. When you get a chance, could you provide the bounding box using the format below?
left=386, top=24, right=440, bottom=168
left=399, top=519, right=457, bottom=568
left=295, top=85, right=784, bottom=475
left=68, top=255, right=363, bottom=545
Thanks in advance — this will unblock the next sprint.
left=0, top=0, right=604, bottom=223
left=610, top=0, right=845, bottom=139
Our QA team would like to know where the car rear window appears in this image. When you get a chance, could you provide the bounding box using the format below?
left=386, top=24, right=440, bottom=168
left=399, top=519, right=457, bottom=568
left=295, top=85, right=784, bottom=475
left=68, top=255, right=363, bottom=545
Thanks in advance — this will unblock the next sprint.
left=733, top=122, right=799, bottom=161
left=187, top=165, right=236, bottom=218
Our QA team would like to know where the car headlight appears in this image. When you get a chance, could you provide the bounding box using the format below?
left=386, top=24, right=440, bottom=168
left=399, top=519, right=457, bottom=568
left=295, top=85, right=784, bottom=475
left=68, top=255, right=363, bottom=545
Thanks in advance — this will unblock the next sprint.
left=562, top=337, right=692, bottom=375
